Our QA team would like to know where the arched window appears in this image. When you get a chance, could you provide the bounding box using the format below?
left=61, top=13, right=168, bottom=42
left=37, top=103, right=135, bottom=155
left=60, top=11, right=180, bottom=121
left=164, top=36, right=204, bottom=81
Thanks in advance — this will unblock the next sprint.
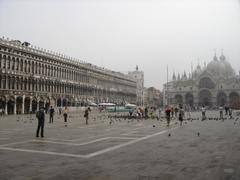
left=7, top=56, right=11, bottom=69
left=0, top=54, right=2, bottom=68
left=12, top=57, right=15, bottom=70
left=16, top=58, right=19, bottom=71
left=199, top=77, right=215, bottom=89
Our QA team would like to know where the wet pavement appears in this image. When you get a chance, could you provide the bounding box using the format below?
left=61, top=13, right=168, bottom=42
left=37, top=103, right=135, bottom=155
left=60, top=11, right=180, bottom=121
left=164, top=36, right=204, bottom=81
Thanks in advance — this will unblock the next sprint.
left=0, top=110, right=240, bottom=180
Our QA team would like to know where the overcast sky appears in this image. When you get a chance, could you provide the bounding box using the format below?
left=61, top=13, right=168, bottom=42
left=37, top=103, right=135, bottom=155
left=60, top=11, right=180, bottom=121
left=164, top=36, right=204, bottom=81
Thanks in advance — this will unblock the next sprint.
left=0, top=0, right=240, bottom=89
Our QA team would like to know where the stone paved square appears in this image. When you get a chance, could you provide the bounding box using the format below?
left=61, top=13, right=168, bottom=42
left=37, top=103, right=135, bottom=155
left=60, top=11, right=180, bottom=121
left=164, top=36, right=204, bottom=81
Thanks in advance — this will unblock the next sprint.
left=0, top=110, right=240, bottom=180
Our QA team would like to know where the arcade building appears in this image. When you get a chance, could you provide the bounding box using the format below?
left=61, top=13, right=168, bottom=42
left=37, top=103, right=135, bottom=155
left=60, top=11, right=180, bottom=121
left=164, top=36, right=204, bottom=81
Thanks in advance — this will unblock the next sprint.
left=0, top=37, right=137, bottom=115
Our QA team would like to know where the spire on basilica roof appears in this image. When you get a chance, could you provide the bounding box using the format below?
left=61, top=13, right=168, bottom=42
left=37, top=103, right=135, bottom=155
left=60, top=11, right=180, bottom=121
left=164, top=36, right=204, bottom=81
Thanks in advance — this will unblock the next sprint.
left=136, top=65, right=138, bottom=71
left=213, top=49, right=218, bottom=61
left=219, top=49, right=226, bottom=61
left=183, top=71, right=187, bottom=78
left=177, top=73, right=180, bottom=80
left=172, top=72, right=176, bottom=81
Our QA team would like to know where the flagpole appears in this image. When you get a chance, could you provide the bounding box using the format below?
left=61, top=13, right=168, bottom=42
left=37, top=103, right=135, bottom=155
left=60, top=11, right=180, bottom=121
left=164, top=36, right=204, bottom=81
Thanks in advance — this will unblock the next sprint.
left=166, top=65, right=169, bottom=105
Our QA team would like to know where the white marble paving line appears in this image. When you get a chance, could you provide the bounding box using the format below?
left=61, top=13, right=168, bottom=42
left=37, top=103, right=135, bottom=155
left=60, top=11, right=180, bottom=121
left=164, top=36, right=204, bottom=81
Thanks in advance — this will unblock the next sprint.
left=85, top=127, right=178, bottom=158
left=111, top=137, right=137, bottom=140
left=0, top=140, right=34, bottom=147
left=32, top=137, right=111, bottom=146
left=43, top=133, right=112, bottom=142
left=0, top=127, right=178, bottom=158
left=0, top=147, right=87, bottom=158
left=0, top=138, right=10, bottom=140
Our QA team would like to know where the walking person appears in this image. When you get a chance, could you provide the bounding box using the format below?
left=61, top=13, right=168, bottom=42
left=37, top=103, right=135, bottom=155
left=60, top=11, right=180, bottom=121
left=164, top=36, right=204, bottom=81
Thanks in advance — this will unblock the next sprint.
left=59, top=107, right=62, bottom=115
left=49, top=106, right=55, bottom=123
left=219, top=106, right=224, bottom=120
left=0, top=107, right=3, bottom=116
left=179, top=106, right=184, bottom=126
left=201, top=105, right=206, bottom=121
left=225, top=106, right=229, bottom=115
left=165, top=105, right=171, bottom=127
left=84, top=107, right=91, bottom=125
left=36, top=107, right=45, bottom=138
left=229, top=108, right=233, bottom=119
left=144, top=107, right=148, bottom=119
left=63, top=106, right=68, bottom=127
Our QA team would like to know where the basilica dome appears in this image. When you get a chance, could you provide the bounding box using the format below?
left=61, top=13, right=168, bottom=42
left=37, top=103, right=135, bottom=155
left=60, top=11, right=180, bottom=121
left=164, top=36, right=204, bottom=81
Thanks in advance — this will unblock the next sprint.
left=206, top=53, right=235, bottom=77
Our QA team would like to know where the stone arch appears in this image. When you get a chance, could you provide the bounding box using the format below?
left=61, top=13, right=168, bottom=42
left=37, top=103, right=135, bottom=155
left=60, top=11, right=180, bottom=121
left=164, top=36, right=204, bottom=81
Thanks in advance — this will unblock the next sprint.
left=199, top=89, right=212, bottom=107
left=20, top=59, right=23, bottom=71
left=217, top=91, right=227, bottom=107
left=0, top=96, right=6, bottom=111
left=57, top=98, right=62, bottom=107
left=39, top=97, right=45, bottom=110
left=24, top=97, right=31, bottom=114
left=16, top=58, right=19, bottom=71
left=12, top=57, right=15, bottom=70
left=185, top=93, right=194, bottom=107
left=16, top=96, right=23, bottom=114
left=199, top=77, right=215, bottom=89
left=50, top=97, right=56, bottom=107
left=174, top=94, right=183, bottom=105
left=3, top=54, right=6, bottom=68
left=32, top=97, right=38, bottom=113
left=229, top=92, right=240, bottom=109
left=62, top=98, right=68, bottom=107
left=7, top=96, right=15, bottom=115
left=45, top=97, right=50, bottom=111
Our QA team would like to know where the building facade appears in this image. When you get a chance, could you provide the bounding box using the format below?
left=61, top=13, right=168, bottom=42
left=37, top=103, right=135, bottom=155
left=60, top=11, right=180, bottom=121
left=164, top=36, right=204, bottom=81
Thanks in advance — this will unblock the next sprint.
left=0, top=37, right=137, bottom=115
left=128, top=66, right=144, bottom=106
left=163, top=53, right=240, bottom=109
left=144, top=87, right=162, bottom=108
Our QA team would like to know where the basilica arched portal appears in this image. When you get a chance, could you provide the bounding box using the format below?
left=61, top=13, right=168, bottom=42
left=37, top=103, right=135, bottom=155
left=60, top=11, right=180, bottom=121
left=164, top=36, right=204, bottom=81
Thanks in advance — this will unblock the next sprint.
left=217, top=92, right=227, bottom=107
left=229, top=92, right=240, bottom=109
left=174, top=94, right=183, bottom=105
left=199, top=90, right=212, bottom=107
left=185, top=93, right=194, bottom=107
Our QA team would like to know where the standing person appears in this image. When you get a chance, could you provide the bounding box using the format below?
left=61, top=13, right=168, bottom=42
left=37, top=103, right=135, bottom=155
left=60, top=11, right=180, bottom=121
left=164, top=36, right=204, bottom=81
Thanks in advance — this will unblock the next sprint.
left=144, top=107, right=148, bottom=119
left=174, top=106, right=178, bottom=118
left=84, top=107, right=91, bottom=125
left=0, top=107, right=3, bottom=116
left=219, top=106, right=224, bottom=120
left=59, top=107, right=62, bottom=115
left=225, top=106, right=229, bottom=115
left=171, top=106, right=174, bottom=118
left=63, top=106, right=68, bottom=127
left=36, top=107, right=45, bottom=138
left=179, top=106, right=184, bottom=126
left=49, top=106, right=55, bottom=123
left=165, top=105, right=171, bottom=127
left=201, top=105, right=206, bottom=121
left=229, top=108, right=233, bottom=119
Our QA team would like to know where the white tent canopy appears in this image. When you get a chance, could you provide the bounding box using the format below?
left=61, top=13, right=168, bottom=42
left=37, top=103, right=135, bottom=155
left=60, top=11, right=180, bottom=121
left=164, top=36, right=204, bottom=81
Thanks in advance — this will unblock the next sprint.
left=98, top=102, right=116, bottom=106
left=125, top=103, right=137, bottom=107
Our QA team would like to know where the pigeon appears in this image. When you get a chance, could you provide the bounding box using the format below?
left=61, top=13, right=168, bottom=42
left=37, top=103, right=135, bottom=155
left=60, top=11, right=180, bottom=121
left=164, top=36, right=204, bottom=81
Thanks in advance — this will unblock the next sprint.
left=197, top=132, right=200, bottom=136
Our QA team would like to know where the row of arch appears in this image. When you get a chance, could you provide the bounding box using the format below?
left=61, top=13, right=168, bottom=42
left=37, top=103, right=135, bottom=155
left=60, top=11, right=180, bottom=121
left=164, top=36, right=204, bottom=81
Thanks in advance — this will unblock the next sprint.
left=0, top=95, right=131, bottom=115
left=0, top=53, right=90, bottom=83
left=0, top=52, right=136, bottom=91
left=173, top=91, right=240, bottom=109
left=0, top=75, right=136, bottom=101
